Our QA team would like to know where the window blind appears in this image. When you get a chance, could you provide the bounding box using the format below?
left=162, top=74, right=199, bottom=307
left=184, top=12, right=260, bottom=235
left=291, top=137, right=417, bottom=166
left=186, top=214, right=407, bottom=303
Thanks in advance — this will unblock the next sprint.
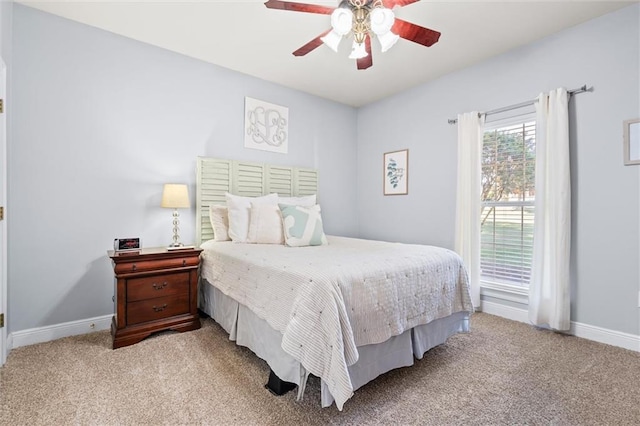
left=481, top=121, right=536, bottom=287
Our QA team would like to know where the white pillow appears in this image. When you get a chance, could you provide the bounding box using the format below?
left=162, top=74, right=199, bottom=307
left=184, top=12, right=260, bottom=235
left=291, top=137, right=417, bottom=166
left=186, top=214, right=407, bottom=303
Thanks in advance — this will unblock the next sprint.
left=225, top=192, right=278, bottom=243
left=247, top=202, right=284, bottom=244
left=278, top=204, right=328, bottom=247
left=208, top=205, right=230, bottom=242
left=278, top=194, right=316, bottom=207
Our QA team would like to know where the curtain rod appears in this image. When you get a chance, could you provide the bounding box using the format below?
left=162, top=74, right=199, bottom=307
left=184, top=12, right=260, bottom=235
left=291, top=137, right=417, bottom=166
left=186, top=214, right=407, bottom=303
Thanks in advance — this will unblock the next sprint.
left=447, top=85, right=590, bottom=124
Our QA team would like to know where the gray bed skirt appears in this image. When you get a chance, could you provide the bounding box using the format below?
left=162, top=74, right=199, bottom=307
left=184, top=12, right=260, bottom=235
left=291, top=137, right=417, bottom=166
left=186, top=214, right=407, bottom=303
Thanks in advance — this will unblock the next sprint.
left=199, top=278, right=470, bottom=408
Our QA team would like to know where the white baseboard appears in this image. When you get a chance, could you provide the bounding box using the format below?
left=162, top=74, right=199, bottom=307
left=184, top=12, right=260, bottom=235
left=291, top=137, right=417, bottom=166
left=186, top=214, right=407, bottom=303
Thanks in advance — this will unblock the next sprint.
left=9, top=315, right=112, bottom=350
left=570, top=321, right=640, bottom=352
left=481, top=300, right=640, bottom=352
left=480, top=300, right=530, bottom=323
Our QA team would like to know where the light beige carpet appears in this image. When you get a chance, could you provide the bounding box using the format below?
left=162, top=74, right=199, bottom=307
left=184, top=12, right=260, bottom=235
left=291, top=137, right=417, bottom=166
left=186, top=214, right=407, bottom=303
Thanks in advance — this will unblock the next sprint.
left=1, top=312, right=639, bottom=425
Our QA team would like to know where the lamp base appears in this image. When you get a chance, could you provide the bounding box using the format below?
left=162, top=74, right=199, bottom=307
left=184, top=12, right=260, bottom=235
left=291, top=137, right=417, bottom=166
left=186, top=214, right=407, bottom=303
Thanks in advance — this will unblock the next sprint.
left=168, top=242, right=184, bottom=248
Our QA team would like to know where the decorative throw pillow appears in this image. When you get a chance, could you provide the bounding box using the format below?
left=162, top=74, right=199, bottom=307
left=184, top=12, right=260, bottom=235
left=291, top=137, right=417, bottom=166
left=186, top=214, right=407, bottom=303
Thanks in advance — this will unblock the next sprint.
left=247, top=202, right=284, bottom=244
left=226, top=192, right=278, bottom=243
left=278, top=204, right=328, bottom=247
left=208, top=205, right=230, bottom=242
left=278, top=194, right=317, bottom=207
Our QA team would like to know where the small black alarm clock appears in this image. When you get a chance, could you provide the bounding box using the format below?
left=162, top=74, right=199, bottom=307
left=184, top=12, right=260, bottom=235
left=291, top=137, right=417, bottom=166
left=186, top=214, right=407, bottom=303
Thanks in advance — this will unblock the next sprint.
left=114, top=238, right=141, bottom=252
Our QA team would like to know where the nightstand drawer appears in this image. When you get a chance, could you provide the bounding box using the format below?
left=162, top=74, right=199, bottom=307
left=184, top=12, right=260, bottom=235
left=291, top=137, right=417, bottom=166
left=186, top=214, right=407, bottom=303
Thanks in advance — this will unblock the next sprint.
left=127, top=294, right=190, bottom=325
left=114, top=256, right=200, bottom=274
left=127, top=272, right=189, bottom=302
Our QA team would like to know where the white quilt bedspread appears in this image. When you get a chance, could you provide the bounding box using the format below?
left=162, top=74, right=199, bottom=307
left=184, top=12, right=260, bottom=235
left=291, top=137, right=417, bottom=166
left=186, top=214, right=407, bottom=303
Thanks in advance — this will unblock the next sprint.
left=199, top=236, right=473, bottom=410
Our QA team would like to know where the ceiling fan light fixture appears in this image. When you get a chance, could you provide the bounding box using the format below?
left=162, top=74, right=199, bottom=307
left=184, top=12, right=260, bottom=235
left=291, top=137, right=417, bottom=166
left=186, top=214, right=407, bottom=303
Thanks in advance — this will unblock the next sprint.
left=370, top=7, right=395, bottom=35
left=330, top=7, right=353, bottom=35
left=378, top=30, right=400, bottom=52
left=320, top=30, right=343, bottom=52
left=348, top=40, right=368, bottom=59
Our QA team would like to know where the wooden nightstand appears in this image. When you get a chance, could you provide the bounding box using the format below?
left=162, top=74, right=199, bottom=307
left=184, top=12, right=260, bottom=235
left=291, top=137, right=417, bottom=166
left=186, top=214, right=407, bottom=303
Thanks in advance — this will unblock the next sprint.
left=108, top=247, right=203, bottom=349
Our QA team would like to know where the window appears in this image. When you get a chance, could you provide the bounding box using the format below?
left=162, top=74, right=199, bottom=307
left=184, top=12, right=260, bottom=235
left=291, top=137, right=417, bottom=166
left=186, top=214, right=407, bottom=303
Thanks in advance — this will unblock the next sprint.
left=481, top=118, right=536, bottom=287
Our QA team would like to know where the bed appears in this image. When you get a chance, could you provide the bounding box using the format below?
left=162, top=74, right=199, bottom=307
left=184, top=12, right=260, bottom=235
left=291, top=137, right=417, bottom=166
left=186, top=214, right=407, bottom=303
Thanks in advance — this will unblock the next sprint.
left=196, top=157, right=474, bottom=410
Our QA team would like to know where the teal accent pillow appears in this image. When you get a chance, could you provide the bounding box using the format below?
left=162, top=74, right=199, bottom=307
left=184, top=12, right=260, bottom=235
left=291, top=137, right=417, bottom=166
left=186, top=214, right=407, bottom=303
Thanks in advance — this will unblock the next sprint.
left=278, top=204, right=328, bottom=247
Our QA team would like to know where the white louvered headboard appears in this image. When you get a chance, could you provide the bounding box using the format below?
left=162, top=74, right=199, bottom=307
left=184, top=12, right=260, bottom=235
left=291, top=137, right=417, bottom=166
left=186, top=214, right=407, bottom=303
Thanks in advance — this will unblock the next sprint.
left=195, top=157, right=318, bottom=245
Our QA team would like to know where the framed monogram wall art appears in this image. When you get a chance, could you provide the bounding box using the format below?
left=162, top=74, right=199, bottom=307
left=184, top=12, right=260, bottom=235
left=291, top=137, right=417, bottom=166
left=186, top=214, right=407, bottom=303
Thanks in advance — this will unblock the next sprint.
left=244, top=97, right=289, bottom=154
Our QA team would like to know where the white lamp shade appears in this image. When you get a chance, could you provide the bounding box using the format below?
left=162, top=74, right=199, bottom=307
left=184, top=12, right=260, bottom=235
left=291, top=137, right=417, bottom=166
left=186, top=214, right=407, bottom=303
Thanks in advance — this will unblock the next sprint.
left=331, top=8, right=353, bottom=35
left=370, top=8, right=395, bottom=35
left=161, top=184, right=190, bottom=208
left=378, top=31, right=400, bottom=52
left=321, top=30, right=343, bottom=52
left=348, top=41, right=368, bottom=59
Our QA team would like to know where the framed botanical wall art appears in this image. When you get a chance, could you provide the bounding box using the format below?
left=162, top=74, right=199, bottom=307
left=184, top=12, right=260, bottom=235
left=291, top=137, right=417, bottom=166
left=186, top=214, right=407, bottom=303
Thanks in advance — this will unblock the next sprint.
left=244, top=97, right=289, bottom=154
left=383, top=149, right=408, bottom=195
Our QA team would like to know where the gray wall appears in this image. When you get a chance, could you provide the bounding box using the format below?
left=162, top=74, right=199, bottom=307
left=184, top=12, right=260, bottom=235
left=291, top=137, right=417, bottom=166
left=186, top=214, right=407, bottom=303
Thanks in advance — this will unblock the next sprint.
left=357, top=4, right=640, bottom=335
left=9, top=4, right=357, bottom=333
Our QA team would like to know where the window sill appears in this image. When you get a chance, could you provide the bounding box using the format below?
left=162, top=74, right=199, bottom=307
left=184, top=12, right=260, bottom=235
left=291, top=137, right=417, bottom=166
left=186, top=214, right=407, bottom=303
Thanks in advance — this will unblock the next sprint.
left=480, top=280, right=529, bottom=305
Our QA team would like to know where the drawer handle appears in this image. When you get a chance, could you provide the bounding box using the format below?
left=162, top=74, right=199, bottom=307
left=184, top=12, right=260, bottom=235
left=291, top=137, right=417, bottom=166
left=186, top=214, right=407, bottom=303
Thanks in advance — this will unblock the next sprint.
left=182, top=260, right=186, bottom=266
left=132, top=264, right=137, bottom=271
left=153, top=304, right=168, bottom=312
left=152, top=282, right=168, bottom=290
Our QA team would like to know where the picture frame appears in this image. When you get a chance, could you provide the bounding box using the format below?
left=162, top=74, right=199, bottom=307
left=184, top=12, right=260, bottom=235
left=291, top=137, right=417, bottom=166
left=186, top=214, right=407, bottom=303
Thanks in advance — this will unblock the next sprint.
left=383, top=149, right=409, bottom=195
left=244, top=96, right=289, bottom=154
left=623, top=118, right=640, bottom=166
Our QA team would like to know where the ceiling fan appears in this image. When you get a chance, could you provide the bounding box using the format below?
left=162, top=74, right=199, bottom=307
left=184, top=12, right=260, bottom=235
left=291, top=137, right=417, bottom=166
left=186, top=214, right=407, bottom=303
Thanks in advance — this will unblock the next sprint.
left=264, top=0, right=441, bottom=70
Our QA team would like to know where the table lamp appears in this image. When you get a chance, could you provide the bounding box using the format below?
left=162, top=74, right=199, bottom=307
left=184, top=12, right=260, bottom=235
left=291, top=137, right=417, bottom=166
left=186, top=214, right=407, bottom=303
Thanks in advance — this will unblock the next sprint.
left=161, top=183, right=190, bottom=247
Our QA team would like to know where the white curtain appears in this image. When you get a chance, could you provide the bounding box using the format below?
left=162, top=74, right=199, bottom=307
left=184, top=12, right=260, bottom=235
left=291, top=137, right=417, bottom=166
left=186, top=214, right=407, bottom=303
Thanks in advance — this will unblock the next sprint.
left=455, top=112, right=484, bottom=309
left=529, top=88, right=571, bottom=331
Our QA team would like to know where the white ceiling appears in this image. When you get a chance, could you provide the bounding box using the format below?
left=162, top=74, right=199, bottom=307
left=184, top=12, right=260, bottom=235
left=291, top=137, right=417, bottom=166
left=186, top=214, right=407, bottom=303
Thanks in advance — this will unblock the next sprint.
left=17, top=0, right=636, bottom=107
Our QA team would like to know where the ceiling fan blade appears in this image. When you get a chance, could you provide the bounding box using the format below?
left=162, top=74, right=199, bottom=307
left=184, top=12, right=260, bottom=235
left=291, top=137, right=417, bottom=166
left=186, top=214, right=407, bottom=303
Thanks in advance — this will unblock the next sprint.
left=392, top=18, right=441, bottom=47
left=293, top=30, right=331, bottom=56
left=356, top=36, right=373, bottom=70
left=264, top=0, right=334, bottom=15
left=383, top=0, right=421, bottom=7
